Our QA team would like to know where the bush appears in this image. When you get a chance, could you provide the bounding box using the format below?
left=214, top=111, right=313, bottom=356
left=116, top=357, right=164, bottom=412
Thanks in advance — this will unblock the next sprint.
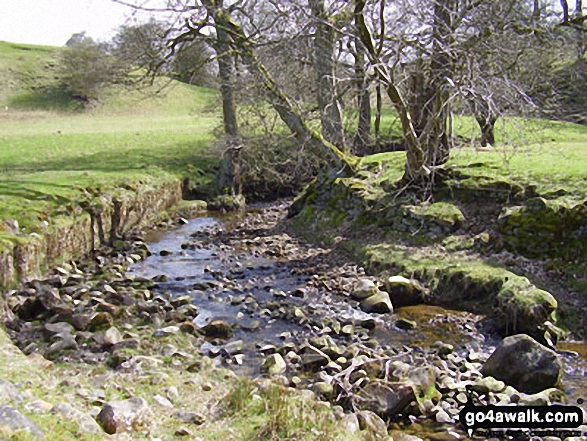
left=58, top=36, right=124, bottom=103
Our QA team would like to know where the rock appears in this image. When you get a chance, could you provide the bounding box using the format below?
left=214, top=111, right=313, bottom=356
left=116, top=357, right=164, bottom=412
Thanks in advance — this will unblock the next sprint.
left=385, top=275, right=429, bottom=307
left=261, top=353, right=287, bottom=376
left=51, top=403, right=102, bottom=434
left=313, top=382, right=335, bottom=400
left=290, top=287, right=306, bottom=298
left=221, top=340, right=244, bottom=356
left=153, top=325, right=180, bottom=338
left=356, top=410, right=390, bottom=439
left=300, top=345, right=330, bottom=371
left=153, top=394, right=174, bottom=408
left=43, top=322, right=75, bottom=337
left=0, top=379, right=23, bottom=404
left=179, top=321, right=198, bottom=335
left=390, top=434, right=424, bottom=441
left=396, top=318, right=417, bottom=330
left=174, top=411, right=206, bottom=425
left=46, top=332, right=78, bottom=355
left=470, top=377, right=506, bottom=395
left=96, top=397, right=153, bottom=435
left=482, top=334, right=563, bottom=394
left=358, top=381, right=415, bottom=418
left=200, top=320, right=233, bottom=339
left=351, top=279, right=379, bottom=300
left=340, top=413, right=360, bottom=434
left=360, top=291, right=393, bottom=314
left=102, top=327, right=122, bottom=346
left=0, top=405, right=44, bottom=438
left=175, top=426, right=193, bottom=436
left=87, top=312, right=113, bottom=332
left=435, top=342, right=454, bottom=359
left=435, top=409, right=453, bottom=424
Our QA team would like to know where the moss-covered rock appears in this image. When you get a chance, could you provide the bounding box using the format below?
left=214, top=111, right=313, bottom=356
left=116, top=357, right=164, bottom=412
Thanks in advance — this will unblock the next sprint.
left=208, top=194, right=246, bottom=212
left=361, top=243, right=557, bottom=339
left=497, top=197, right=587, bottom=260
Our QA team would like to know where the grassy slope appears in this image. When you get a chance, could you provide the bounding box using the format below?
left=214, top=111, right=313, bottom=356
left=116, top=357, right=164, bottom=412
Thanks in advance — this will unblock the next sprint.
left=364, top=110, right=587, bottom=200
left=0, top=41, right=221, bottom=234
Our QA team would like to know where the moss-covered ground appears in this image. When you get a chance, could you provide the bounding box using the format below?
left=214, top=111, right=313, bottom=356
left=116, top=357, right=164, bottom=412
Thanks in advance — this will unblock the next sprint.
left=291, top=119, right=587, bottom=338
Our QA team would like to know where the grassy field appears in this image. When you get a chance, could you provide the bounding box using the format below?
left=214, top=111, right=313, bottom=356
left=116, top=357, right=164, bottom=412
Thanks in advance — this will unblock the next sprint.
left=0, top=41, right=221, bottom=234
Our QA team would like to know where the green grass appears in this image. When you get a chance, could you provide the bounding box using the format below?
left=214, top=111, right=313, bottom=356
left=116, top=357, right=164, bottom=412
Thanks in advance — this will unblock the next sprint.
left=359, top=118, right=587, bottom=200
left=0, top=42, right=222, bottom=233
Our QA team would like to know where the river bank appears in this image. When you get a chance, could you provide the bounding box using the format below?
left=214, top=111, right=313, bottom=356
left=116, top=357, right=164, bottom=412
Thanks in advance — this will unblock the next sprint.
left=1, top=201, right=585, bottom=440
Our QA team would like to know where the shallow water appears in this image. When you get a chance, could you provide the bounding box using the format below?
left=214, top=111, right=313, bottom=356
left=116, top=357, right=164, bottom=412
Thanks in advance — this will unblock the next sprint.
left=129, top=209, right=587, bottom=438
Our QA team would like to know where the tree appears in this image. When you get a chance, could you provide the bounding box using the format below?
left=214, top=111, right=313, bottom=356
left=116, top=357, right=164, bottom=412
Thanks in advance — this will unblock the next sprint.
left=171, top=39, right=215, bottom=87
left=112, top=19, right=168, bottom=72
left=309, top=0, right=346, bottom=148
left=59, top=35, right=122, bottom=103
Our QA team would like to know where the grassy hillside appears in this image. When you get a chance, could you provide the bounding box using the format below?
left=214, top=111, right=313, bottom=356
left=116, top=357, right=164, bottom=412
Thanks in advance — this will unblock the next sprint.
left=0, top=41, right=221, bottom=234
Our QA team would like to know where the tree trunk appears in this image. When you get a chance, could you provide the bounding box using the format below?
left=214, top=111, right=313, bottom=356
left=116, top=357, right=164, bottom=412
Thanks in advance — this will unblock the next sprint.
left=213, top=8, right=357, bottom=176
left=375, top=84, right=382, bottom=150
left=476, top=115, right=497, bottom=147
left=309, top=0, right=345, bottom=148
left=353, top=35, right=371, bottom=155
left=206, top=0, right=241, bottom=195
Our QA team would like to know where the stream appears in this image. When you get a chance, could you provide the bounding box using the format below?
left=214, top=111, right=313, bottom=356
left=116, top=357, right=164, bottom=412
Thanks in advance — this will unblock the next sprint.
left=129, top=202, right=587, bottom=440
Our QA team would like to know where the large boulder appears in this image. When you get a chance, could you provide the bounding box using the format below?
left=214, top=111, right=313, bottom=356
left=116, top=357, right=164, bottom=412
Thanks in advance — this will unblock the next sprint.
left=96, top=397, right=153, bottom=435
left=482, top=334, right=563, bottom=394
left=0, top=405, right=44, bottom=439
left=351, top=279, right=379, bottom=300
left=360, top=291, right=393, bottom=314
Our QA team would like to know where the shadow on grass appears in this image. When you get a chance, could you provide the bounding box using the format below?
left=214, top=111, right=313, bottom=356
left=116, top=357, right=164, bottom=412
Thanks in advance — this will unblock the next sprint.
left=8, top=86, right=85, bottom=112
left=5, top=141, right=220, bottom=178
left=0, top=181, right=73, bottom=204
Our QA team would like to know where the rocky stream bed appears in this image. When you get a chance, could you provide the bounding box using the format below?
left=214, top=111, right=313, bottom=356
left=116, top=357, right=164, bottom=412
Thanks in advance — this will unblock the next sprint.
left=2, top=201, right=587, bottom=440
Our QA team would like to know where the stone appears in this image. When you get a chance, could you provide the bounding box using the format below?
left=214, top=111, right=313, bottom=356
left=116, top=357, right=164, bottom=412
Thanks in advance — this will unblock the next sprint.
left=174, top=411, right=206, bottom=425
left=221, top=340, right=244, bottom=356
left=470, top=377, right=506, bottom=395
left=261, top=353, right=287, bottom=376
left=153, top=394, right=174, bottom=408
left=0, top=405, right=44, bottom=438
left=396, top=318, right=417, bottom=330
left=153, top=325, right=180, bottom=338
left=96, top=397, right=153, bottom=435
left=300, top=345, right=330, bottom=371
left=43, top=322, right=75, bottom=337
left=340, top=413, right=360, bottom=434
left=482, top=334, right=563, bottom=394
left=0, top=379, right=23, bottom=404
left=313, top=381, right=335, bottom=399
left=358, top=381, right=415, bottom=418
left=385, top=275, right=429, bottom=307
left=175, top=426, right=193, bottom=436
left=200, top=320, right=233, bottom=339
left=351, top=278, right=379, bottom=300
left=360, top=291, right=393, bottom=314
left=102, top=327, right=122, bottom=346
left=435, top=409, right=453, bottom=424
left=356, top=410, right=390, bottom=439
left=51, top=403, right=102, bottom=434
left=87, top=312, right=114, bottom=332
left=435, top=342, right=454, bottom=359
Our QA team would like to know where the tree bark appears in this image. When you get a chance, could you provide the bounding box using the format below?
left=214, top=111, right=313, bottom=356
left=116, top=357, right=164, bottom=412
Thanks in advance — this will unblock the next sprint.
left=205, top=0, right=241, bottom=195
left=309, top=0, right=346, bottom=148
left=353, top=35, right=371, bottom=155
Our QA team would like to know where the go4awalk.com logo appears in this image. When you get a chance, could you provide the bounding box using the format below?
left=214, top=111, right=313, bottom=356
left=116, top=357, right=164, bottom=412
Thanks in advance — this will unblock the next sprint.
left=459, top=401, right=584, bottom=437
